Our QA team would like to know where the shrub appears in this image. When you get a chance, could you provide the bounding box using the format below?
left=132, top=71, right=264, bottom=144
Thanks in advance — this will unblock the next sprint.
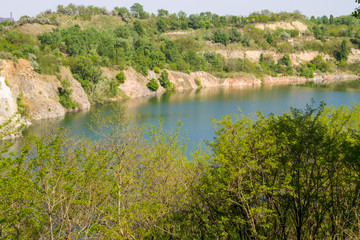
left=108, top=78, right=119, bottom=97
left=194, top=77, right=202, bottom=87
left=159, top=70, right=172, bottom=89
left=298, top=65, right=314, bottom=78
left=58, top=79, right=78, bottom=109
left=147, top=78, right=159, bottom=91
left=212, top=29, right=230, bottom=46
left=28, top=53, right=40, bottom=73
left=280, top=31, right=291, bottom=41
left=69, top=56, right=103, bottom=93
left=16, top=93, right=30, bottom=118
left=0, top=51, right=13, bottom=60
left=116, top=71, right=126, bottom=84
left=154, top=66, right=161, bottom=74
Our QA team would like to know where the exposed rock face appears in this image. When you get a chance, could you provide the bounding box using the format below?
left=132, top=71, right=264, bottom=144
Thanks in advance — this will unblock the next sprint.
left=313, top=73, right=360, bottom=84
left=115, top=68, right=165, bottom=98
left=104, top=68, right=264, bottom=97
left=215, top=50, right=332, bottom=66
left=264, top=76, right=308, bottom=85
left=0, top=76, right=17, bottom=119
left=223, top=77, right=262, bottom=87
left=348, top=48, right=360, bottom=63
left=60, top=67, right=91, bottom=111
left=1, top=59, right=65, bottom=120
left=254, top=21, right=308, bottom=32
left=0, top=60, right=90, bottom=121
left=168, top=71, right=199, bottom=90
left=190, top=72, right=222, bottom=87
left=0, top=76, right=29, bottom=139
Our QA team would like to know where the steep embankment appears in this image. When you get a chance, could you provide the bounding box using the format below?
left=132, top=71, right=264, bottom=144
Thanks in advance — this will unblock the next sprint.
left=104, top=68, right=263, bottom=99
left=0, top=59, right=90, bottom=121
left=0, top=76, right=25, bottom=139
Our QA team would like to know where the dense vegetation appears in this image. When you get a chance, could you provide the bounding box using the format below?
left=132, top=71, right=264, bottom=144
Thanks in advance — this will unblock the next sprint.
left=1, top=4, right=360, bottom=103
left=1, top=103, right=360, bottom=239
left=2, top=5, right=360, bottom=239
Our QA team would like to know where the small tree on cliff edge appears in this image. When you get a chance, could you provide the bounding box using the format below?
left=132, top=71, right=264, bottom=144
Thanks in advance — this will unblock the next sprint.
left=159, top=70, right=171, bottom=89
left=336, top=40, right=349, bottom=62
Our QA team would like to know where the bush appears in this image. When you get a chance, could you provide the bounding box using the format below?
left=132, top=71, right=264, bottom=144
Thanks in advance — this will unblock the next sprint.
left=58, top=79, right=78, bottom=109
left=28, top=53, right=40, bottom=72
left=69, top=56, right=103, bottom=94
left=154, top=67, right=161, bottom=74
left=147, top=78, right=159, bottom=91
left=116, top=71, right=126, bottom=84
left=16, top=93, right=30, bottom=118
left=298, top=65, right=314, bottom=78
left=194, top=77, right=202, bottom=87
left=159, top=70, right=172, bottom=89
left=280, top=31, right=291, bottom=41
left=212, top=29, right=230, bottom=45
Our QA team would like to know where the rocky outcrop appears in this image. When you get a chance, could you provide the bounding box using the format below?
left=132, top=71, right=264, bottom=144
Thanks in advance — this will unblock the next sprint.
left=0, top=76, right=17, bottom=119
left=215, top=50, right=332, bottom=66
left=0, top=76, right=26, bottom=139
left=102, top=67, right=166, bottom=99
left=169, top=71, right=199, bottom=90
left=0, top=59, right=90, bottom=121
left=348, top=48, right=360, bottom=63
left=254, top=21, right=308, bottom=32
left=263, top=76, right=308, bottom=85
left=313, top=73, right=360, bottom=84
left=223, top=75, right=262, bottom=87
left=1, top=59, right=65, bottom=121
left=60, top=67, right=91, bottom=111
left=103, top=68, right=264, bottom=98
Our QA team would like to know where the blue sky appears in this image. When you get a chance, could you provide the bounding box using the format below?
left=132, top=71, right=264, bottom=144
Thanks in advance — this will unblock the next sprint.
left=1, top=0, right=358, bottom=20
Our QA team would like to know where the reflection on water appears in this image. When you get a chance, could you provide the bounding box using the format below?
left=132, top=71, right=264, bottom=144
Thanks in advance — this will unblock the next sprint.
left=2, top=85, right=360, bottom=153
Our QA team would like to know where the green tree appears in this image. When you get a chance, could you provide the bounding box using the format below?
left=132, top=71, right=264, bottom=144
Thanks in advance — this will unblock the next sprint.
left=133, top=20, right=145, bottom=35
left=212, top=29, right=230, bottom=45
left=159, top=70, right=172, bottom=89
left=337, top=40, right=349, bottom=62
left=157, top=9, right=169, bottom=17
left=58, top=79, right=78, bottom=109
left=116, top=71, right=126, bottom=84
left=130, top=3, right=147, bottom=19
left=156, top=19, right=167, bottom=33
left=322, top=15, right=329, bottom=24
left=69, top=56, right=103, bottom=94
left=114, top=7, right=131, bottom=21
left=298, top=65, right=314, bottom=78
left=266, top=33, right=274, bottom=44
left=229, top=28, right=243, bottom=43
left=147, top=78, right=159, bottom=91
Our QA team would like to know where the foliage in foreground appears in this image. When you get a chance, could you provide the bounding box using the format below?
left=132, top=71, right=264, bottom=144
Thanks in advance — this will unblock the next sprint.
left=1, top=103, right=360, bottom=239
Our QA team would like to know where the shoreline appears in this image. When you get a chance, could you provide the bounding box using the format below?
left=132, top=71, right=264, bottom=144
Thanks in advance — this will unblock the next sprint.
left=0, top=58, right=359, bottom=140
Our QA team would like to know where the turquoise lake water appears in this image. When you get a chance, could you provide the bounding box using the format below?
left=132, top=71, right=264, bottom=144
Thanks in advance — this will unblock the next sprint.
left=9, top=85, right=360, bottom=151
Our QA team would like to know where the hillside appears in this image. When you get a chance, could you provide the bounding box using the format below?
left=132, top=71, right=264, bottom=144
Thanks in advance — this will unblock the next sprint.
left=1, top=4, right=360, bottom=138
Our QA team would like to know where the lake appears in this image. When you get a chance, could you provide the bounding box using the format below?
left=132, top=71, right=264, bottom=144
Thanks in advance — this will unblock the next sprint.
left=7, top=85, right=360, bottom=152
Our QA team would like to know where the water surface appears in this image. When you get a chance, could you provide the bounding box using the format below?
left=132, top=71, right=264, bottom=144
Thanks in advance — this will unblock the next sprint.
left=8, top=85, right=360, bottom=151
